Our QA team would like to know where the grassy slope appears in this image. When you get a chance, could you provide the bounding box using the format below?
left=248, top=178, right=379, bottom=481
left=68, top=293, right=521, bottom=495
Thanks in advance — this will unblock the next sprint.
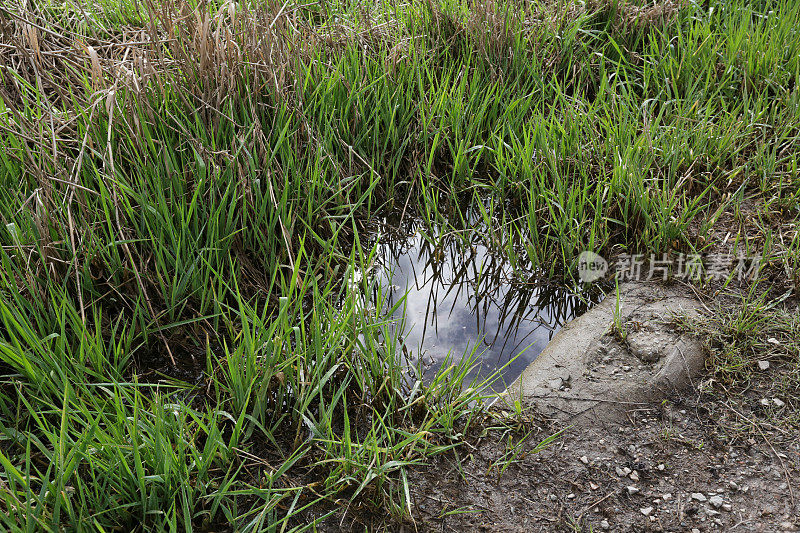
left=0, top=0, right=798, bottom=530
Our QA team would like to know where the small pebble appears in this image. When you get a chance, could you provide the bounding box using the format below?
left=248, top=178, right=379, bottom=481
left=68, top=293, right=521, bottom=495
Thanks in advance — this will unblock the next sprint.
left=580, top=455, right=589, bottom=464
left=600, top=520, right=610, bottom=530
left=774, top=398, right=786, bottom=408
left=691, top=493, right=707, bottom=502
left=722, top=503, right=732, bottom=512
left=629, top=471, right=640, bottom=482
left=709, top=495, right=724, bottom=509
left=567, top=493, right=575, bottom=499
left=758, top=360, right=770, bottom=370
left=627, top=485, right=640, bottom=495
left=640, top=507, right=653, bottom=516
left=657, top=464, right=665, bottom=471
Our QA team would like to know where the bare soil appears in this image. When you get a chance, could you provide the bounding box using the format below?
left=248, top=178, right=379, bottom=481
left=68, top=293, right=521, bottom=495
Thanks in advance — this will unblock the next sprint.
left=404, top=381, right=799, bottom=532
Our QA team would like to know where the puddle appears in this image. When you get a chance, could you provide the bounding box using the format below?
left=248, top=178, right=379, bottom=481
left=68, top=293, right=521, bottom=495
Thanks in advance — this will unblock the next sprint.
left=373, top=222, right=604, bottom=389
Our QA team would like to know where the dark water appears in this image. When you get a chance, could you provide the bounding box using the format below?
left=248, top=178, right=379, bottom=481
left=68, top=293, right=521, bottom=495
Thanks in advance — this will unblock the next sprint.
left=374, top=224, right=604, bottom=389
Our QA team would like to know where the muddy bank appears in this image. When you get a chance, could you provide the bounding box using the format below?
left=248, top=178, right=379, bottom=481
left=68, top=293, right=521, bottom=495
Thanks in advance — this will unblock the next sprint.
left=501, top=282, right=706, bottom=423
left=396, top=282, right=799, bottom=532
left=318, top=281, right=800, bottom=532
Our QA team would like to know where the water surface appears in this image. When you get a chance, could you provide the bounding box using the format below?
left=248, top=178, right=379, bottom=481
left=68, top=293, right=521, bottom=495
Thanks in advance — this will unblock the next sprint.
left=374, top=223, right=603, bottom=388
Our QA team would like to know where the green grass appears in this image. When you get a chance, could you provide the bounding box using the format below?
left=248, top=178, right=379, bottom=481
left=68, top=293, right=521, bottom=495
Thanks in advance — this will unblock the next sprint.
left=0, top=0, right=799, bottom=529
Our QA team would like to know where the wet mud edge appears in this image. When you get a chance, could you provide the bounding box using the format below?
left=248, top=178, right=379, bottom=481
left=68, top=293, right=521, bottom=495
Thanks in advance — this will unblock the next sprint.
left=499, top=282, right=705, bottom=424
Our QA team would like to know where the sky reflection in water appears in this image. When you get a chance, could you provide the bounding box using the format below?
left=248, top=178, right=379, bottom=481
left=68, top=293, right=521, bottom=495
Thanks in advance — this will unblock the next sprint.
left=375, top=227, right=603, bottom=388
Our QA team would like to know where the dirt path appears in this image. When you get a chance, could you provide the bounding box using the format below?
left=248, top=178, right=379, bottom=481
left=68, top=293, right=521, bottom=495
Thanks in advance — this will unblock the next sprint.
left=406, top=389, right=799, bottom=532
